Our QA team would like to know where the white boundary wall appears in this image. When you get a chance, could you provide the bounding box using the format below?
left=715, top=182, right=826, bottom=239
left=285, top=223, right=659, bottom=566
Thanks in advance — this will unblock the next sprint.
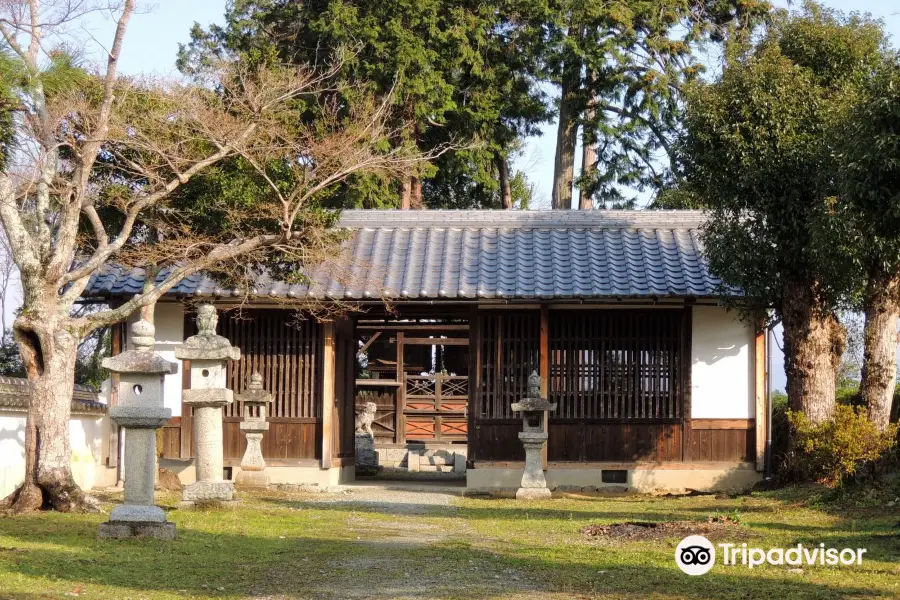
left=0, top=409, right=107, bottom=498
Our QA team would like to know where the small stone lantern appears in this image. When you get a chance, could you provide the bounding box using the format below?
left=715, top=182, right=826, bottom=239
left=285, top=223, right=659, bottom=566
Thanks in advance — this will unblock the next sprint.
left=510, top=371, right=557, bottom=500
left=98, top=319, right=178, bottom=539
left=175, top=304, right=241, bottom=506
left=234, top=372, right=272, bottom=489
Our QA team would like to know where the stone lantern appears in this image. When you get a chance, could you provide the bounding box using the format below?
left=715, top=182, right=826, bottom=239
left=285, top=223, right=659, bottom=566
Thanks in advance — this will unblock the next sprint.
left=510, top=371, right=556, bottom=500
left=175, top=304, right=241, bottom=506
left=98, top=319, right=178, bottom=539
left=234, top=372, right=272, bottom=489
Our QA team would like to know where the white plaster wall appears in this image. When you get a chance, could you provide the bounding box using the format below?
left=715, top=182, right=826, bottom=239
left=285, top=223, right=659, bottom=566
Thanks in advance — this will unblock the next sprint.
left=691, top=306, right=755, bottom=419
left=0, top=410, right=105, bottom=498
left=127, top=302, right=184, bottom=415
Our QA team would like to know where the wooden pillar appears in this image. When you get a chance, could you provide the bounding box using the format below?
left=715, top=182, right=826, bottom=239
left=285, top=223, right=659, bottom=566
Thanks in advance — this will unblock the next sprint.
left=396, top=332, right=406, bottom=445
left=467, top=306, right=480, bottom=467
left=540, top=305, right=549, bottom=470
left=107, top=321, right=124, bottom=471
left=755, top=321, right=767, bottom=471
left=681, top=306, right=693, bottom=462
left=322, top=321, right=336, bottom=469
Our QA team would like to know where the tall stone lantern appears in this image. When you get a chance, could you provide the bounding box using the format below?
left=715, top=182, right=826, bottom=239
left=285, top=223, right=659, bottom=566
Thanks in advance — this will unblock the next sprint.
left=234, top=372, right=272, bottom=489
left=176, top=304, right=241, bottom=506
left=98, top=319, right=178, bottom=539
left=510, top=371, right=557, bottom=500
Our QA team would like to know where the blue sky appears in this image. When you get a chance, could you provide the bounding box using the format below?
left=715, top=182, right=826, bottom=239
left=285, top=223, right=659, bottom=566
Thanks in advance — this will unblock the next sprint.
left=12, top=0, right=899, bottom=388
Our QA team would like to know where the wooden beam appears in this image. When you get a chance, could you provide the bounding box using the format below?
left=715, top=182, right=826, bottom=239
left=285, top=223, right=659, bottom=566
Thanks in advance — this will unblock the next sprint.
left=321, top=321, right=336, bottom=470
left=540, top=304, right=549, bottom=470
left=356, top=324, right=470, bottom=332
left=355, top=380, right=401, bottom=387
left=692, top=419, right=755, bottom=430
left=357, top=331, right=382, bottom=356
left=755, top=322, right=767, bottom=472
left=402, top=337, right=468, bottom=345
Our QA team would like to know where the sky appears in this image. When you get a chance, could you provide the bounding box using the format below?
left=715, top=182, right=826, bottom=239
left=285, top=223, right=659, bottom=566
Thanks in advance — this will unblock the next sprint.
left=6, top=0, right=900, bottom=388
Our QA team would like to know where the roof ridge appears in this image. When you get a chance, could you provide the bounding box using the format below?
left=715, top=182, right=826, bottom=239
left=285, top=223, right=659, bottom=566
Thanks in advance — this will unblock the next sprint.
left=336, top=209, right=708, bottom=229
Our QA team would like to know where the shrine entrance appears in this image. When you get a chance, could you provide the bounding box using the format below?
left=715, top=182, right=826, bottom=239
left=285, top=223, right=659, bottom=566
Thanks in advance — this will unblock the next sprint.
left=354, top=311, right=470, bottom=476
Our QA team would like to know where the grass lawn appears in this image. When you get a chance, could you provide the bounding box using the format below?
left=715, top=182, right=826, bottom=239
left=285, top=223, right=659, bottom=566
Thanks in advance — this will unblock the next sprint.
left=0, top=484, right=897, bottom=599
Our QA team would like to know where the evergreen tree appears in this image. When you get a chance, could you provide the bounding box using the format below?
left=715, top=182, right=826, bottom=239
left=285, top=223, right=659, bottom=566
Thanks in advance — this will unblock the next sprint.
left=179, top=0, right=549, bottom=209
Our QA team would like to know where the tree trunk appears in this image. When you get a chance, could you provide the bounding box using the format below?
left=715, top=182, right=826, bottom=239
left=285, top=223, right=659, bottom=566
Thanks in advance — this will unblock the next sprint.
left=400, top=176, right=412, bottom=210
left=496, top=156, right=512, bottom=209
left=1, top=315, right=98, bottom=513
left=410, top=176, right=423, bottom=209
left=781, top=279, right=846, bottom=424
left=552, top=28, right=581, bottom=210
left=579, top=109, right=597, bottom=210
left=860, top=267, right=900, bottom=430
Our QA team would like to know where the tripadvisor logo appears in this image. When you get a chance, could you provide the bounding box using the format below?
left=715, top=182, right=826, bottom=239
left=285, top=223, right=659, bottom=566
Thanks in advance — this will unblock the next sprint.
left=675, top=536, right=868, bottom=575
left=676, top=535, right=716, bottom=575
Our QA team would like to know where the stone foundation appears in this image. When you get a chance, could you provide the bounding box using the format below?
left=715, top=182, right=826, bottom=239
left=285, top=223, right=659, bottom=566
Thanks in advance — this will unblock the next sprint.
left=97, top=521, right=177, bottom=540
left=467, top=463, right=762, bottom=494
left=182, top=480, right=236, bottom=503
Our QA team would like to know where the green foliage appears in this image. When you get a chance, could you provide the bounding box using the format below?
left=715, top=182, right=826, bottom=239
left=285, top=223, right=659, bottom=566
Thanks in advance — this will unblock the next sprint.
left=179, top=0, right=548, bottom=209
left=554, top=0, right=772, bottom=207
left=785, top=404, right=898, bottom=486
left=681, top=2, right=887, bottom=318
left=832, top=49, right=900, bottom=299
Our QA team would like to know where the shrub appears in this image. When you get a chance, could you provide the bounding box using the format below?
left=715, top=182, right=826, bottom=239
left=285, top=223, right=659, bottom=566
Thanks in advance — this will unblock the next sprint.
left=784, top=405, right=898, bottom=486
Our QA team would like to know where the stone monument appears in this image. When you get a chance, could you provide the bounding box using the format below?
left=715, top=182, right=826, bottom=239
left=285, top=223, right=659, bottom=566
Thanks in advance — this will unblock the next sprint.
left=98, top=319, right=178, bottom=539
left=234, top=372, right=272, bottom=489
left=176, top=304, right=241, bottom=506
left=510, top=371, right=556, bottom=500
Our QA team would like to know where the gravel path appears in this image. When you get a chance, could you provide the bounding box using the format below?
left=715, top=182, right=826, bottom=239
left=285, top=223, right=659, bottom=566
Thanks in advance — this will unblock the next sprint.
left=298, top=480, right=465, bottom=514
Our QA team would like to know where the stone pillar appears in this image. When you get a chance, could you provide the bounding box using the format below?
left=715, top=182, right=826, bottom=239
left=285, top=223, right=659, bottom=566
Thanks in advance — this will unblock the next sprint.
left=510, top=371, right=557, bottom=500
left=98, top=320, right=178, bottom=540
left=234, top=372, right=272, bottom=489
left=176, top=304, right=241, bottom=506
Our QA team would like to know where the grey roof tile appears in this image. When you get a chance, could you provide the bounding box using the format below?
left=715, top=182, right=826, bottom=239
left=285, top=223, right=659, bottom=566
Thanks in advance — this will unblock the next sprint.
left=83, top=209, right=727, bottom=300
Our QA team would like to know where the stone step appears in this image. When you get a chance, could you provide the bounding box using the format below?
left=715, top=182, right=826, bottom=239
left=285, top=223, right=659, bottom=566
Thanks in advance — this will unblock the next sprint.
left=417, top=465, right=456, bottom=473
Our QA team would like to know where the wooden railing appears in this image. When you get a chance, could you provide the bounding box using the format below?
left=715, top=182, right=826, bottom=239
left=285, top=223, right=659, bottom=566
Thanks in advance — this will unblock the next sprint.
left=405, top=374, right=468, bottom=413
left=403, top=374, right=468, bottom=442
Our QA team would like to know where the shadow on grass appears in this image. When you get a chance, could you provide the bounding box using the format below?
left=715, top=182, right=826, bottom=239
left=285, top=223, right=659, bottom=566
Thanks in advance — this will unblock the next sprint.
left=0, top=511, right=894, bottom=600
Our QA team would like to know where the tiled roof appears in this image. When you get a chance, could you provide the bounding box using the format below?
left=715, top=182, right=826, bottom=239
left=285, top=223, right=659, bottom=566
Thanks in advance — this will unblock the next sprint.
left=0, top=376, right=106, bottom=413
left=84, top=209, right=726, bottom=300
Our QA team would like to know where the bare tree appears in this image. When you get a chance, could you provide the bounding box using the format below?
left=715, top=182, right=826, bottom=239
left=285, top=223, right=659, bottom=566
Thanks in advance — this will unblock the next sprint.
left=0, top=0, right=433, bottom=513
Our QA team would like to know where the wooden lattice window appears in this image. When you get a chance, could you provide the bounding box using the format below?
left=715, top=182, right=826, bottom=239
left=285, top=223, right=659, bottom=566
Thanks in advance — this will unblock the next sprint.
left=476, top=311, right=540, bottom=419
left=549, top=309, right=685, bottom=421
left=187, top=309, right=324, bottom=419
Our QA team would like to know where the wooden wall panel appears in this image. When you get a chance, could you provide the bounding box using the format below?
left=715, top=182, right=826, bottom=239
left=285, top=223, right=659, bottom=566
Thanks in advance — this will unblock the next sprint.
left=688, top=420, right=755, bottom=462
left=471, top=421, right=524, bottom=462
left=222, top=418, right=320, bottom=460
